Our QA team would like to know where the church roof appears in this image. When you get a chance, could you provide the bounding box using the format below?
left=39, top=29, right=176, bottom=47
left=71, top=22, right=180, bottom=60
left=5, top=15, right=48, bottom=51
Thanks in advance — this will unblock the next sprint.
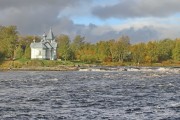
left=30, top=28, right=57, bottom=49
left=46, top=28, right=55, bottom=40
left=30, top=42, right=57, bottom=49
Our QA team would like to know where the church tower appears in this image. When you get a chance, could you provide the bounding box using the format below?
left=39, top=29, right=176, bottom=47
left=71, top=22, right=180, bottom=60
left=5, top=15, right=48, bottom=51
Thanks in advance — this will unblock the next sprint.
left=30, top=28, right=57, bottom=60
left=46, top=28, right=55, bottom=43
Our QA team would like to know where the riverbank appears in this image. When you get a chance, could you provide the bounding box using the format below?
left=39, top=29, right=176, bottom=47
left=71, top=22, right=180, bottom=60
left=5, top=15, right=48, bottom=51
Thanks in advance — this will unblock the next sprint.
left=0, top=59, right=180, bottom=71
left=0, top=66, right=79, bottom=71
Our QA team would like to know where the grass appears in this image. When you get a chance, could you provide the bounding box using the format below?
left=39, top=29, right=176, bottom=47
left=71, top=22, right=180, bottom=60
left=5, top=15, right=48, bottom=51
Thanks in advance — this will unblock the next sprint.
left=0, top=58, right=179, bottom=70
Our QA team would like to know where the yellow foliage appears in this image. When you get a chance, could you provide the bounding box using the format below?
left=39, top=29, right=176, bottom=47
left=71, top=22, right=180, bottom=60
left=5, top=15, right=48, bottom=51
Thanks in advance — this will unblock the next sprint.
left=145, top=56, right=152, bottom=63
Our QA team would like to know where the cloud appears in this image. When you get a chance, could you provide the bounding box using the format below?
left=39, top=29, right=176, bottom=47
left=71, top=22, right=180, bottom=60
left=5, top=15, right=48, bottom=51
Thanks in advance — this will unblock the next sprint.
left=52, top=17, right=180, bottom=44
left=0, top=0, right=180, bottom=44
left=87, top=26, right=160, bottom=43
left=0, top=0, right=79, bottom=10
left=119, top=27, right=159, bottom=43
left=52, top=18, right=160, bottom=43
left=92, top=0, right=180, bottom=19
left=0, top=0, right=86, bottom=34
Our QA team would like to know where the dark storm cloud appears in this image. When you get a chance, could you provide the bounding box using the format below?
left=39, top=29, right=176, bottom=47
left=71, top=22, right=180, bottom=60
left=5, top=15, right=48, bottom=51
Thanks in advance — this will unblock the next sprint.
left=0, top=0, right=86, bottom=34
left=92, top=0, right=180, bottom=19
left=0, top=0, right=79, bottom=10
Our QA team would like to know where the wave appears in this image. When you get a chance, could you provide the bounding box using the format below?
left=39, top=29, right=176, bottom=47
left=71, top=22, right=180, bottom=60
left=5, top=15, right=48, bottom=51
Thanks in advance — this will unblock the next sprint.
left=78, top=67, right=180, bottom=73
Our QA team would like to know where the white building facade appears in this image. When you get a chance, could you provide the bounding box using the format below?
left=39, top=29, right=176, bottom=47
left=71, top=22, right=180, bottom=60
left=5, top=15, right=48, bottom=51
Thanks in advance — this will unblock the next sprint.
left=30, top=29, right=57, bottom=60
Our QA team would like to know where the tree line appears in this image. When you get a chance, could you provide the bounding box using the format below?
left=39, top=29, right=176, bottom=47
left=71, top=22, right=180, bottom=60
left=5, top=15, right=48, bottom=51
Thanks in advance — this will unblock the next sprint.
left=0, top=25, right=180, bottom=64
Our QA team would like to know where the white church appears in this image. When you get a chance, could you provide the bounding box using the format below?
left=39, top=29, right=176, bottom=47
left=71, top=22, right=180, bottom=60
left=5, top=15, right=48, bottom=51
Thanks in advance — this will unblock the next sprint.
left=30, top=29, right=57, bottom=60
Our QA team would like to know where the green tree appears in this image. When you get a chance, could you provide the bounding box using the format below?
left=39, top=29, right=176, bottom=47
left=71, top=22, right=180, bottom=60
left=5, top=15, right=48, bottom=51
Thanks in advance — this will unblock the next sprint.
left=0, top=26, right=18, bottom=59
left=131, top=43, right=146, bottom=64
left=108, top=39, right=116, bottom=62
left=57, top=34, right=71, bottom=61
left=14, top=44, right=24, bottom=59
left=173, top=39, right=180, bottom=61
left=96, top=41, right=110, bottom=62
left=146, top=41, right=159, bottom=63
left=71, top=35, right=85, bottom=60
left=24, top=45, right=31, bottom=59
left=115, top=36, right=130, bottom=62
left=157, top=39, right=175, bottom=62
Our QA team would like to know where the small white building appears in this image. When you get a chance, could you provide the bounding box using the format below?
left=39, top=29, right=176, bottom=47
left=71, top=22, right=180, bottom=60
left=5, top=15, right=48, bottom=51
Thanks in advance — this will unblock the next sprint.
left=30, top=29, right=57, bottom=60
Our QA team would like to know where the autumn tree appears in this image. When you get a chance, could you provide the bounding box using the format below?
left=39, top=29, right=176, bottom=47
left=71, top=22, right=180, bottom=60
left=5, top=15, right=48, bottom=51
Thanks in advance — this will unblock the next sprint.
left=157, top=39, right=175, bottom=62
left=115, top=36, right=130, bottom=62
left=131, top=43, right=146, bottom=64
left=71, top=35, right=85, bottom=60
left=96, top=41, right=111, bottom=62
left=78, top=43, right=97, bottom=63
left=145, top=41, right=159, bottom=63
left=57, top=34, right=72, bottom=61
left=108, top=39, right=116, bottom=62
left=173, top=39, right=180, bottom=61
left=0, top=26, right=18, bottom=59
left=24, top=45, right=31, bottom=59
left=14, top=44, right=24, bottom=59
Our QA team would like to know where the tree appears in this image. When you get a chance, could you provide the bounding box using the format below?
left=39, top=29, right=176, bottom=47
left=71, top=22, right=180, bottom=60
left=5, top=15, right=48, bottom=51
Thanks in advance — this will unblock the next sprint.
left=78, top=43, right=97, bottom=63
left=173, top=39, right=180, bottom=61
left=71, top=35, right=85, bottom=60
left=145, top=41, right=159, bottom=63
left=131, top=43, right=146, bottom=64
left=0, top=26, right=18, bottom=59
left=108, top=39, right=116, bottom=62
left=24, top=45, right=31, bottom=59
left=157, top=39, right=175, bottom=62
left=14, top=44, right=24, bottom=59
left=57, top=34, right=71, bottom=61
left=96, top=41, right=111, bottom=62
left=115, top=36, right=130, bottom=62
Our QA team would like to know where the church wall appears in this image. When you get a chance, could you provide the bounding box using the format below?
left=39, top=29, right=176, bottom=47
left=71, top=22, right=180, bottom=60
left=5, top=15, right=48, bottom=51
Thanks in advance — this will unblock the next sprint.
left=46, top=49, right=51, bottom=60
left=52, top=49, right=57, bottom=60
left=42, top=49, right=46, bottom=59
left=31, top=48, right=44, bottom=59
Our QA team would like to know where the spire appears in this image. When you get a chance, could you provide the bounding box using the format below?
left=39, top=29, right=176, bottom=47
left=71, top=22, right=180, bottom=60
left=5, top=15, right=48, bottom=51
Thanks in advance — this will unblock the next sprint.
left=46, top=27, right=55, bottom=41
left=33, top=36, right=36, bottom=43
left=42, top=32, right=47, bottom=42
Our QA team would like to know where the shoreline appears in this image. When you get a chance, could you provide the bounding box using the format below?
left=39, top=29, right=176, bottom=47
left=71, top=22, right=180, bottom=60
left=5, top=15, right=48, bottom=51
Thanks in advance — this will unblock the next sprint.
left=0, top=60, right=179, bottom=72
left=0, top=66, right=79, bottom=71
left=1, top=65, right=180, bottom=72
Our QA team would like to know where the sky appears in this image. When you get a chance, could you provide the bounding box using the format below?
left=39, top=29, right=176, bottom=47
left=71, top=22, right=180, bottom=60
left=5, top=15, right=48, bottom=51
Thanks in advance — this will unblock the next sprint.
left=0, top=0, right=180, bottom=43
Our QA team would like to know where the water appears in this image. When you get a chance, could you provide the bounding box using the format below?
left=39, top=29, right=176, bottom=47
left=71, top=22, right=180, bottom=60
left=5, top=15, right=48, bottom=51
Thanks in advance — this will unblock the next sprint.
left=0, top=67, right=180, bottom=120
